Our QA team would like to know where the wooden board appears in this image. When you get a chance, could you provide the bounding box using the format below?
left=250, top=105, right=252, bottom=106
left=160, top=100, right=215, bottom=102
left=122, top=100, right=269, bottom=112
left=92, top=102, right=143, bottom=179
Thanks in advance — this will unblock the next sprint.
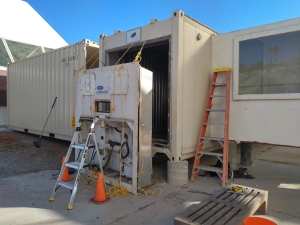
left=174, top=184, right=268, bottom=225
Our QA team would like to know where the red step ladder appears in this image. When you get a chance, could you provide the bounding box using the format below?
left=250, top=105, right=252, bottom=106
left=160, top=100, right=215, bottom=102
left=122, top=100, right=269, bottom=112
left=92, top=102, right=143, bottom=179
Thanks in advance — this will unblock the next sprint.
left=191, top=67, right=231, bottom=187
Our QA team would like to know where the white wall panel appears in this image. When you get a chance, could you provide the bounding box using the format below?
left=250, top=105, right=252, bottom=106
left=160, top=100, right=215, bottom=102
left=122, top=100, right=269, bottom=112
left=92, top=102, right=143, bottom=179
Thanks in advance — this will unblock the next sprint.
left=212, top=17, right=300, bottom=147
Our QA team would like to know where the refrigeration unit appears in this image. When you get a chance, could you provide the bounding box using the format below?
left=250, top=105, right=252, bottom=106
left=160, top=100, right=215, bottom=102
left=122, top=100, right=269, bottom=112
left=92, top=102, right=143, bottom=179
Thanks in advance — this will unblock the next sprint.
left=75, top=62, right=153, bottom=193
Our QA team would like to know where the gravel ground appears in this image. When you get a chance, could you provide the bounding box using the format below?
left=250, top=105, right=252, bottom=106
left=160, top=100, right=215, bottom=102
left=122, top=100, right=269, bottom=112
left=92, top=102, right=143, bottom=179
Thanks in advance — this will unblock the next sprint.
left=0, top=129, right=70, bottom=179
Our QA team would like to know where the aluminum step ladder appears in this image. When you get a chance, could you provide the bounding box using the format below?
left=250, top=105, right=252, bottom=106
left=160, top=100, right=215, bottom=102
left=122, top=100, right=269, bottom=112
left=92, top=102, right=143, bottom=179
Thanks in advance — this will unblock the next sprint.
left=50, top=116, right=105, bottom=209
left=190, top=67, right=231, bottom=187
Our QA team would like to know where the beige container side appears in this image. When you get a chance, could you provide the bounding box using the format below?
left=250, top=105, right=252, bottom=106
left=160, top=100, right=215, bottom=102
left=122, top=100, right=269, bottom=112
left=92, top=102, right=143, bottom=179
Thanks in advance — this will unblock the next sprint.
left=169, top=12, right=184, bottom=161
left=181, top=19, right=215, bottom=156
left=211, top=18, right=300, bottom=147
left=98, top=11, right=219, bottom=160
left=99, top=18, right=173, bottom=68
left=7, top=41, right=97, bottom=140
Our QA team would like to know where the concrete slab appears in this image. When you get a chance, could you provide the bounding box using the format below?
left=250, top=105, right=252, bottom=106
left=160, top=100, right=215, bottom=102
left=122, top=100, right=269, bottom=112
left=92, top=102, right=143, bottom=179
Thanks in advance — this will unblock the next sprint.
left=254, top=145, right=300, bottom=165
left=0, top=144, right=300, bottom=225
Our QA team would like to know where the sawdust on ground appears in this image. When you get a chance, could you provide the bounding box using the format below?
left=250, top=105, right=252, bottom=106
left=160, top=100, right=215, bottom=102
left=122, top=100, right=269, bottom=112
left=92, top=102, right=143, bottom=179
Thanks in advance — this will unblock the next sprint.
left=0, top=129, right=70, bottom=179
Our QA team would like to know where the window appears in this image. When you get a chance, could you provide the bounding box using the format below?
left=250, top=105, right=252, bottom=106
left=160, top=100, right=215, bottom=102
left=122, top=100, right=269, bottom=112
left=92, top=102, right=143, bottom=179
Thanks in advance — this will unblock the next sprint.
left=234, top=26, right=300, bottom=100
left=0, top=40, right=11, bottom=67
left=6, top=40, right=43, bottom=61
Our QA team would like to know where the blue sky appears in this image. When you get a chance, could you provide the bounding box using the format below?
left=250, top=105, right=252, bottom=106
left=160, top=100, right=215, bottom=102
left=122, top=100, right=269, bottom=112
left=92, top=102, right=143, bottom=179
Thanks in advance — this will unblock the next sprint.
left=25, top=0, right=300, bottom=45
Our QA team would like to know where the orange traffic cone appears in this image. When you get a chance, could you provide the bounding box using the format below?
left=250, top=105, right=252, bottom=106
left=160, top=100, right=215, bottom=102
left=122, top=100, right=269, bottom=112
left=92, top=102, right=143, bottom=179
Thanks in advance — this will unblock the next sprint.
left=58, top=156, right=73, bottom=182
left=90, top=172, right=110, bottom=204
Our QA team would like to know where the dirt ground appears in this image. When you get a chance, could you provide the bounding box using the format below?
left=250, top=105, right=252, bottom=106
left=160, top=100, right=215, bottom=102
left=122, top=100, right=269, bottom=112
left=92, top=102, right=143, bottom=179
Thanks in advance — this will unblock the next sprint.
left=0, top=129, right=70, bottom=179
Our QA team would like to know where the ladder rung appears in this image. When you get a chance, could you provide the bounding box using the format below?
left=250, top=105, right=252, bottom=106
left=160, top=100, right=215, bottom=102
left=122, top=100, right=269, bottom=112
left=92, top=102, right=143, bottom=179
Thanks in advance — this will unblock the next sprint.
left=204, top=122, right=225, bottom=126
left=212, top=82, right=227, bottom=86
left=197, top=152, right=223, bottom=157
left=209, top=95, right=226, bottom=98
left=79, top=117, right=97, bottom=123
left=206, top=109, right=225, bottom=112
left=80, top=116, right=96, bottom=120
left=65, top=162, right=88, bottom=169
left=57, top=181, right=74, bottom=190
left=200, top=136, right=224, bottom=141
left=71, top=144, right=95, bottom=149
left=213, top=67, right=231, bottom=72
left=195, top=165, right=223, bottom=173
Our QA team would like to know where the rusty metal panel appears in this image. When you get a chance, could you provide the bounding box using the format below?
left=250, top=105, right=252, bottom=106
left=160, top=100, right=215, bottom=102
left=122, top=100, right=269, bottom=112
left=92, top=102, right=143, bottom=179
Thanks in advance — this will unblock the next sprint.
left=7, top=40, right=99, bottom=140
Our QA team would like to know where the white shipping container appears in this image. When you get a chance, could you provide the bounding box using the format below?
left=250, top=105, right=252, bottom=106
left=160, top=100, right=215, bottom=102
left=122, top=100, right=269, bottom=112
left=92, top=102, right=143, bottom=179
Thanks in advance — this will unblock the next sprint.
left=97, top=10, right=220, bottom=162
left=7, top=39, right=99, bottom=140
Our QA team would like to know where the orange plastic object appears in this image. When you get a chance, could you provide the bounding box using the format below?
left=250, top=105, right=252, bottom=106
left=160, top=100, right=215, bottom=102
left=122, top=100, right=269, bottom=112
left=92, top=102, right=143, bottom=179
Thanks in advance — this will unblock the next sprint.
left=244, top=217, right=277, bottom=225
left=89, top=172, right=110, bottom=204
left=60, top=156, right=73, bottom=182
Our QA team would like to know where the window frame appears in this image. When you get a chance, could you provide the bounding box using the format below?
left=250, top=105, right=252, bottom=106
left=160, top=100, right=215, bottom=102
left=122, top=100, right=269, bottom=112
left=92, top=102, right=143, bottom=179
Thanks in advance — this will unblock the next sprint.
left=233, top=24, right=300, bottom=100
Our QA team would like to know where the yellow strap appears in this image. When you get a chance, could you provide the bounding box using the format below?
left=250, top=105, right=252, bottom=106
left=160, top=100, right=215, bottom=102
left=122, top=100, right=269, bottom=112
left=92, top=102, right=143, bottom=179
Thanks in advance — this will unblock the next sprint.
left=133, top=23, right=155, bottom=63
left=213, top=67, right=231, bottom=72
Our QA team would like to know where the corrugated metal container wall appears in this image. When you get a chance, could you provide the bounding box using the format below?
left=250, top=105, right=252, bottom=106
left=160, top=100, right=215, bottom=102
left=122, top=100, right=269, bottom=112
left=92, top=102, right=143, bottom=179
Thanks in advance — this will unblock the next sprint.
left=122, top=48, right=169, bottom=141
left=99, top=10, right=218, bottom=161
left=7, top=40, right=99, bottom=140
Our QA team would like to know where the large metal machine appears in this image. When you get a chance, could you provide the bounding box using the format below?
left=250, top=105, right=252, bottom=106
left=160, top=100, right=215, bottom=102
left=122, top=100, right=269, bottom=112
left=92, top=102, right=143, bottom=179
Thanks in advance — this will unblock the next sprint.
left=75, top=62, right=153, bottom=193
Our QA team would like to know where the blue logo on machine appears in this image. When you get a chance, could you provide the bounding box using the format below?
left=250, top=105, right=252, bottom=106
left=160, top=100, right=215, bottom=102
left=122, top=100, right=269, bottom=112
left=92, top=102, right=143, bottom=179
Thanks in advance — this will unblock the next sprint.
left=131, top=32, right=136, bottom=38
left=96, top=85, right=108, bottom=95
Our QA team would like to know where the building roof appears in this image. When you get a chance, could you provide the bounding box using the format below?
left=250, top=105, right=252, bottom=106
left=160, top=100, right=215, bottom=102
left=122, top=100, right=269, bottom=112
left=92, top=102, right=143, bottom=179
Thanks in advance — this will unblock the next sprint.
left=0, top=0, right=68, bottom=69
left=0, top=0, right=67, bottom=48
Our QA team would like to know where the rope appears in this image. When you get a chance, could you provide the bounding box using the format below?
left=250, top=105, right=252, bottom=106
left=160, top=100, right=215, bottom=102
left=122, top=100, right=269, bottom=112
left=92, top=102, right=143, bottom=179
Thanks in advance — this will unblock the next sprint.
left=109, top=23, right=162, bottom=199
left=106, top=64, right=130, bottom=199
left=75, top=34, right=117, bottom=74
left=132, top=23, right=163, bottom=198
left=133, top=23, right=155, bottom=63
left=118, top=65, right=125, bottom=190
left=75, top=34, right=117, bottom=120
left=111, top=23, right=153, bottom=113
left=87, top=35, right=116, bottom=70
left=78, top=24, right=162, bottom=199
left=79, top=166, right=98, bottom=190
left=133, top=138, right=163, bottom=198
left=88, top=69, right=93, bottom=113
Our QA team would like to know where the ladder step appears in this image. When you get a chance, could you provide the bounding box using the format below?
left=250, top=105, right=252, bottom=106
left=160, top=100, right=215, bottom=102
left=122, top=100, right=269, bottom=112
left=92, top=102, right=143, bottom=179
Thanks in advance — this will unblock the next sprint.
left=71, top=144, right=95, bottom=149
left=200, top=136, right=224, bottom=141
left=57, top=181, right=74, bottom=190
left=79, top=116, right=97, bottom=122
left=65, top=162, right=88, bottom=169
left=195, top=165, right=223, bottom=173
left=212, top=82, right=227, bottom=86
left=197, top=151, right=223, bottom=157
left=209, top=95, right=226, bottom=98
left=204, top=122, right=225, bottom=126
left=206, top=109, right=225, bottom=112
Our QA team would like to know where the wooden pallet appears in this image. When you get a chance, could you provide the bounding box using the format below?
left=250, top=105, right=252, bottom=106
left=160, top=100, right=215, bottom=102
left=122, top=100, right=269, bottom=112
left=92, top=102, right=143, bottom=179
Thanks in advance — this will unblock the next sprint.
left=174, top=184, right=268, bottom=225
